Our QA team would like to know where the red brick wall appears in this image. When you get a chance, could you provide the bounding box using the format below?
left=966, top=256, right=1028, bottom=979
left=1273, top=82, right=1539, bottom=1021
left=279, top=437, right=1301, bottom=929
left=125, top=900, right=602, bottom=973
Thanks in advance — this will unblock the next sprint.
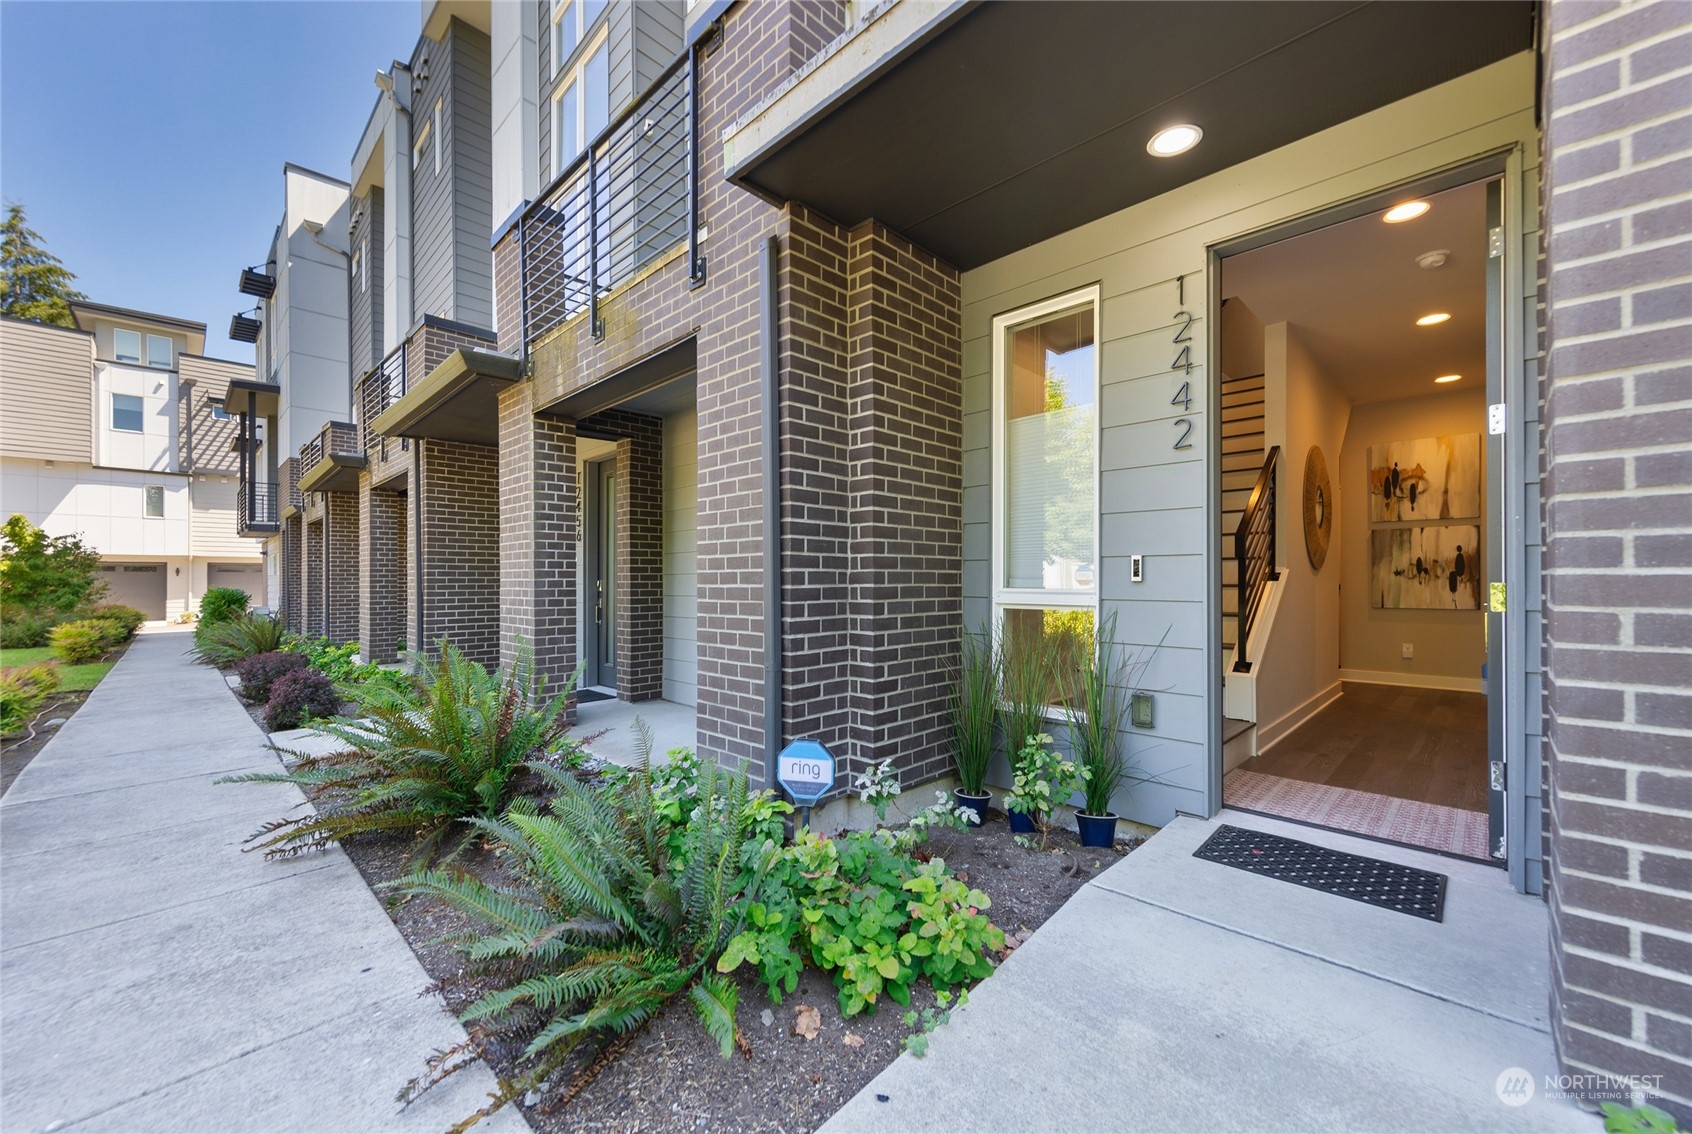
left=1542, top=0, right=1692, bottom=1118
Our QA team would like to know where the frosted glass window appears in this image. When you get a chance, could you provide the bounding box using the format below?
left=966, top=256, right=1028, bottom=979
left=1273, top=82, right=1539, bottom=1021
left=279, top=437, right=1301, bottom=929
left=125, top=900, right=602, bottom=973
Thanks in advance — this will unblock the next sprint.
left=114, top=329, right=141, bottom=363
left=1001, top=300, right=1096, bottom=593
left=144, top=485, right=164, bottom=517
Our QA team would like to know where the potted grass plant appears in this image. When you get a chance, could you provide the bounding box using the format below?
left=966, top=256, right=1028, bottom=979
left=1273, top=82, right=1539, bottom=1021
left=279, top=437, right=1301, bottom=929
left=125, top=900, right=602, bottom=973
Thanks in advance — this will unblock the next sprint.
left=998, top=616, right=1055, bottom=833
left=949, top=627, right=998, bottom=826
left=1069, top=612, right=1133, bottom=848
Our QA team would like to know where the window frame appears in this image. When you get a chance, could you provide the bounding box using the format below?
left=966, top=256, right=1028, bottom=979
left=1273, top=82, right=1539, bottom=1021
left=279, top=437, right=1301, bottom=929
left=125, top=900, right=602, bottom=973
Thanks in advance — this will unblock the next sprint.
left=550, top=24, right=609, bottom=177
left=432, top=98, right=443, bottom=176
left=145, top=334, right=173, bottom=369
left=111, top=392, right=145, bottom=433
left=114, top=329, right=142, bottom=364
left=989, top=284, right=1102, bottom=618
left=412, top=114, right=431, bottom=172
left=551, top=0, right=608, bottom=76
left=144, top=485, right=164, bottom=518
left=210, top=397, right=230, bottom=420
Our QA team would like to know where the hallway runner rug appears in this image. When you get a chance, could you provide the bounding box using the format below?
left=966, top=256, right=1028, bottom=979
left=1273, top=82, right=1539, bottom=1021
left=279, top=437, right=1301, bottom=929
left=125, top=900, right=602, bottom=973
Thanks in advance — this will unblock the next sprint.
left=1194, top=824, right=1448, bottom=921
left=1223, top=769, right=1492, bottom=861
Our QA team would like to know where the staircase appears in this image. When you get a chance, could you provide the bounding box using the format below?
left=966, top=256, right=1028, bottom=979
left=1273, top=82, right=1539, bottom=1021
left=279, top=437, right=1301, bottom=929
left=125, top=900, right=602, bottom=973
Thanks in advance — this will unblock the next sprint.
left=1221, top=373, right=1266, bottom=660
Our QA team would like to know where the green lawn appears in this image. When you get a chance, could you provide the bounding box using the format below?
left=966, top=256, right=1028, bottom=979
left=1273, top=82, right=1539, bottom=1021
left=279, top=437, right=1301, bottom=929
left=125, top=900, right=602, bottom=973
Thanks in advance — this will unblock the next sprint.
left=0, top=646, right=116, bottom=692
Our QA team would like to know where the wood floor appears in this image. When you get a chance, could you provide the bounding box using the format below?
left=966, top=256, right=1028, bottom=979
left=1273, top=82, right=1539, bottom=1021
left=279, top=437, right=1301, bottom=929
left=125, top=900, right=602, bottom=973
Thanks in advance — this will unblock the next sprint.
left=1237, top=682, right=1489, bottom=812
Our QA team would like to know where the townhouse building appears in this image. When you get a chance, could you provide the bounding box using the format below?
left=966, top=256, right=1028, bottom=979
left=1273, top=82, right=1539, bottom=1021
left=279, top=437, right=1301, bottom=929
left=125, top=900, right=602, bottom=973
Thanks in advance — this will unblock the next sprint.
left=235, top=0, right=1689, bottom=1113
left=2, top=303, right=265, bottom=618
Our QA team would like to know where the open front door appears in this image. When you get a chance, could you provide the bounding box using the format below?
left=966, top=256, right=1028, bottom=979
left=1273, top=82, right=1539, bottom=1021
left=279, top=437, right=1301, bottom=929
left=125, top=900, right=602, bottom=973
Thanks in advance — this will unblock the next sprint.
left=1484, top=177, right=1507, bottom=861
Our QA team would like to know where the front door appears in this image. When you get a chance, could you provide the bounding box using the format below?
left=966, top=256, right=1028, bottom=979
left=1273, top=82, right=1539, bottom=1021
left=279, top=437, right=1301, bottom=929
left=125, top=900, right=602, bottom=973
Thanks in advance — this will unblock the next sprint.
left=586, top=458, right=618, bottom=690
left=1483, top=177, right=1508, bottom=861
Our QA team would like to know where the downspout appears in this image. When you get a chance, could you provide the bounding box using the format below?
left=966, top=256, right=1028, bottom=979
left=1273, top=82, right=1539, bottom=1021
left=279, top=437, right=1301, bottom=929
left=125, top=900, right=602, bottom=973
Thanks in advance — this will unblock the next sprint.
left=759, top=235, right=781, bottom=792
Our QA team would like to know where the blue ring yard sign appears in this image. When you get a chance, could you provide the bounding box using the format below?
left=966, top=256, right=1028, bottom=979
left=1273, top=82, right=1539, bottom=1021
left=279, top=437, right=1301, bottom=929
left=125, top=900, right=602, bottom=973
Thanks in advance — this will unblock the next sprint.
left=776, top=738, right=836, bottom=805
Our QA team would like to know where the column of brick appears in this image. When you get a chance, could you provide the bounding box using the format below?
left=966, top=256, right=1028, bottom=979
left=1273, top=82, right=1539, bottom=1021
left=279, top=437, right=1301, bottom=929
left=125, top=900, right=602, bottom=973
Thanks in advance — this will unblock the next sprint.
left=497, top=379, right=579, bottom=706
left=280, top=513, right=303, bottom=634
left=302, top=517, right=325, bottom=639
left=1541, top=0, right=1692, bottom=1119
left=416, top=438, right=502, bottom=667
left=358, top=472, right=407, bottom=663
left=323, top=491, right=361, bottom=646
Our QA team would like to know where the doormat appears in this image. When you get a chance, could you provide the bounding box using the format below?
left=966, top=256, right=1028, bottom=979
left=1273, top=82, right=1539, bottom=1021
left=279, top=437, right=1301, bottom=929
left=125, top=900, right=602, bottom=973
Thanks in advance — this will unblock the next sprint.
left=1224, top=770, right=1491, bottom=860
left=1193, top=824, right=1448, bottom=921
left=577, top=688, right=614, bottom=704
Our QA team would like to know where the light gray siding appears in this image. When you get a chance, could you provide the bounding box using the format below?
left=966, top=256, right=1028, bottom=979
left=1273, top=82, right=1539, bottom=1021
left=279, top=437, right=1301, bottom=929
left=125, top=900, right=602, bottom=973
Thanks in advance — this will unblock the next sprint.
left=349, top=187, right=385, bottom=377
left=663, top=407, right=698, bottom=705
left=451, top=22, right=495, bottom=331
left=0, top=317, right=93, bottom=462
left=412, top=25, right=458, bottom=327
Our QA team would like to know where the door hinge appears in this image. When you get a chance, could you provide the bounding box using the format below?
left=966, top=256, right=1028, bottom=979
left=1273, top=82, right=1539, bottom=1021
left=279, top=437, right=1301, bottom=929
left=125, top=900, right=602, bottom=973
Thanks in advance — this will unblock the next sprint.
left=1490, top=760, right=1506, bottom=792
left=1488, top=227, right=1504, bottom=258
left=1489, top=402, right=1507, bottom=435
left=1490, top=582, right=1507, bottom=613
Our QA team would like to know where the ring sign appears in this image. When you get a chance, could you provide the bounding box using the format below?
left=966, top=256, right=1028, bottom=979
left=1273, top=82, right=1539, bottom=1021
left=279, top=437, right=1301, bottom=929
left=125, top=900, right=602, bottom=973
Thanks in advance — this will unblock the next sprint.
left=777, top=738, right=836, bottom=805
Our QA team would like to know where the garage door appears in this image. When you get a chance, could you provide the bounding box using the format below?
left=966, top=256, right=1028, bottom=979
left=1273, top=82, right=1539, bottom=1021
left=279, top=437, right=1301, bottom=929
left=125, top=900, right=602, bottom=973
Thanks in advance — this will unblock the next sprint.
left=207, top=562, right=264, bottom=605
left=100, top=563, right=166, bottom=620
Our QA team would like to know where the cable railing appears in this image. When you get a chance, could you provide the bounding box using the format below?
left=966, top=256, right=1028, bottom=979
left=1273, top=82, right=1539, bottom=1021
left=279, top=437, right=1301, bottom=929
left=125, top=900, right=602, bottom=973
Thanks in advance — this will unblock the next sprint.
left=1233, top=446, right=1281, bottom=673
left=520, top=45, right=704, bottom=347
left=357, top=343, right=408, bottom=461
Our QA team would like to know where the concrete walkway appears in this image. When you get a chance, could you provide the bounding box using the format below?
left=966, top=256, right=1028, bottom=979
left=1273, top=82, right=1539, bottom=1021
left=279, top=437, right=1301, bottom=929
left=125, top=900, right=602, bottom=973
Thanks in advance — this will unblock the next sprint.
left=825, top=809, right=1598, bottom=1133
left=0, top=627, right=525, bottom=1133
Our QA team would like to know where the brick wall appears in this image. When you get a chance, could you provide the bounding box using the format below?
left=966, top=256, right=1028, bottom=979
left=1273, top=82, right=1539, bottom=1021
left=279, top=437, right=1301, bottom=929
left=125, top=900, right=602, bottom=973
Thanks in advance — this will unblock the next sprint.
left=1542, top=0, right=1692, bottom=1119
left=416, top=438, right=501, bottom=666
left=323, top=490, right=361, bottom=645
left=405, top=317, right=497, bottom=391
left=280, top=512, right=303, bottom=635
left=359, top=472, right=408, bottom=663
left=584, top=407, right=665, bottom=701
left=302, top=517, right=325, bottom=638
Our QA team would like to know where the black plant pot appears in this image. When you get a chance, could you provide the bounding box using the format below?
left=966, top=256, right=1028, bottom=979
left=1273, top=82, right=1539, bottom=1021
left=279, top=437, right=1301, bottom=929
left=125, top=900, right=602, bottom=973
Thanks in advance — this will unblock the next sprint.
left=953, top=789, right=991, bottom=827
left=1076, top=812, right=1119, bottom=848
left=1007, top=808, right=1037, bottom=834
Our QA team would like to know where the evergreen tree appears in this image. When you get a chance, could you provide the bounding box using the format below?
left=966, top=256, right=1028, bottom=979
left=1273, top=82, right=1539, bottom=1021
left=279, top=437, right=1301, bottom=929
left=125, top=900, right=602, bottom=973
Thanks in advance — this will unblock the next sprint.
left=0, top=203, right=85, bottom=328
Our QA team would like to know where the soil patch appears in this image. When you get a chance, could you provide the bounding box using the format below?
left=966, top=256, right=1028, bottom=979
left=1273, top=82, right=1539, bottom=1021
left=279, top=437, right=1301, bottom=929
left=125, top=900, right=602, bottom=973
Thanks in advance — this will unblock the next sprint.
left=337, top=811, right=1136, bottom=1133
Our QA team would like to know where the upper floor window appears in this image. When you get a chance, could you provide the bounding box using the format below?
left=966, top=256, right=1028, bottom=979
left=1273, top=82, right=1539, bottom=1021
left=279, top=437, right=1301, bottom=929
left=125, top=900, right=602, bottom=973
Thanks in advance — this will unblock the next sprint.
left=114, top=329, right=142, bottom=363
left=210, top=397, right=230, bottom=420
left=552, top=0, right=607, bottom=70
left=412, top=114, right=432, bottom=172
left=352, top=244, right=365, bottom=295
left=112, top=328, right=173, bottom=368
left=432, top=98, right=443, bottom=175
left=144, top=485, right=164, bottom=518
left=146, top=334, right=173, bottom=369
left=112, top=393, right=145, bottom=433
left=552, top=28, right=608, bottom=174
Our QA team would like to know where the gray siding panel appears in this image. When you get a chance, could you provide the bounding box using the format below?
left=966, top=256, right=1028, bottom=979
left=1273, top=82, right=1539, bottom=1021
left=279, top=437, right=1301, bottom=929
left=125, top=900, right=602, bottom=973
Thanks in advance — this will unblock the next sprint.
left=0, top=317, right=94, bottom=462
left=349, top=187, right=385, bottom=377
left=412, top=28, right=457, bottom=325
left=452, top=21, right=495, bottom=331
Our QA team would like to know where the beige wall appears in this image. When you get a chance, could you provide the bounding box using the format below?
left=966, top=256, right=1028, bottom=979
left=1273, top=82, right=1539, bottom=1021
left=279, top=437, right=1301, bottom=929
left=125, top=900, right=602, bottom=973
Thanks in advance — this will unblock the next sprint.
left=1256, top=323, right=1352, bottom=750
left=179, top=355, right=252, bottom=476
left=0, top=317, right=93, bottom=462
left=1340, top=387, right=1488, bottom=686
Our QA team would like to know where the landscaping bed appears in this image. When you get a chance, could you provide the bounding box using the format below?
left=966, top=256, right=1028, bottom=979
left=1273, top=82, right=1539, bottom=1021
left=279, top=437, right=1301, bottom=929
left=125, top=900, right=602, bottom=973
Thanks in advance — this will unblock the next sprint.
left=0, top=639, right=131, bottom=796
left=338, top=808, right=1132, bottom=1134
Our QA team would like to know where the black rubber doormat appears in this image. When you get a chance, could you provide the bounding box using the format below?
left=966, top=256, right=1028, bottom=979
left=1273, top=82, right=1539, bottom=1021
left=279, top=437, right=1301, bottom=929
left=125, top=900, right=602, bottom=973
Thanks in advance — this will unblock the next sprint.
left=1193, top=825, right=1448, bottom=921
left=577, top=688, right=614, bottom=704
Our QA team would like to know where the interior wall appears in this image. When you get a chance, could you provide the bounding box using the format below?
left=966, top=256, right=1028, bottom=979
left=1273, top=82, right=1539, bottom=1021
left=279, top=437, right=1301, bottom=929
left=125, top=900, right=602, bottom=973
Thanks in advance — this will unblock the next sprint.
left=662, top=408, right=699, bottom=706
left=1340, top=387, right=1488, bottom=686
left=1256, top=323, right=1351, bottom=749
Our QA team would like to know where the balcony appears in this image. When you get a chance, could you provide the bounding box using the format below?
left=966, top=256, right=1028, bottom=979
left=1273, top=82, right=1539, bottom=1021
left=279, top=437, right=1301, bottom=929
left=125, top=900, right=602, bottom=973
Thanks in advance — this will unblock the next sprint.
left=226, top=372, right=280, bottom=418
left=358, top=343, right=408, bottom=463
left=236, top=481, right=280, bottom=537
left=364, top=321, right=513, bottom=448
left=517, top=44, right=704, bottom=347
left=296, top=421, right=366, bottom=494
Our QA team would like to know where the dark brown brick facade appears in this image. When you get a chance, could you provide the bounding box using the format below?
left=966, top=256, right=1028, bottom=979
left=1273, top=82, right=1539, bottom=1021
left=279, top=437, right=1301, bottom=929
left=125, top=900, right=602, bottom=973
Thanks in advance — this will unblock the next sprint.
left=359, top=474, right=408, bottom=662
left=323, top=490, right=361, bottom=645
left=1542, top=1, right=1692, bottom=1119
left=415, top=437, right=501, bottom=666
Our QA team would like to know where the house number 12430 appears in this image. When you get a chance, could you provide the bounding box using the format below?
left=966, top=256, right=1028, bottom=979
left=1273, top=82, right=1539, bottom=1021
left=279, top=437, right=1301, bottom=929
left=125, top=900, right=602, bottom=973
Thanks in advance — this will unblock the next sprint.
left=1171, top=309, right=1194, bottom=450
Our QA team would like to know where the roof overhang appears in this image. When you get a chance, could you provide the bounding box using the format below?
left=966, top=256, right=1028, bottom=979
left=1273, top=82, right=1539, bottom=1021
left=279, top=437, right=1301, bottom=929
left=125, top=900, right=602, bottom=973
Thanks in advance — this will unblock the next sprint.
left=227, top=377, right=280, bottom=417
left=539, top=336, right=697, bottom=421
left=297, top=453, right=368, bottom=494
left=724, top=0, right=1534, bottom=270
left=371, top=347, right=522, bottom=446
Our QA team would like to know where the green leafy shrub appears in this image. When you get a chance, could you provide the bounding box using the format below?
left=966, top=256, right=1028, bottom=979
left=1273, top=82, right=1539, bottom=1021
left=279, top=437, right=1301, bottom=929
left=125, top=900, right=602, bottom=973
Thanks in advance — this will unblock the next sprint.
left=84, top=603, right=146, bottom=639
left=0, top=612, right=53, bottom=649
left=1602, top=1103, right=1681, bottom=1134
left=284, top=635, right=414, bottom=697
left=1005, top=733, right=1089, bottom=849
left=0, top=514, right=104, bottom=619
left=48, top=617, right=122, bottom=664
left=263, top=669, right=340, bottom=731
left=236, top=650, right=310, bottom=704
left=719, top=826, right=1003, bottom=1018
left=197, top=586, right=249, bottom=626
left=191, top=613, right=289, bottom=667
left=0, top=661, right=61, bottom=734
left=221, top=640, right=577, bottom=864
left=392, top=745, right=768, bottom=1123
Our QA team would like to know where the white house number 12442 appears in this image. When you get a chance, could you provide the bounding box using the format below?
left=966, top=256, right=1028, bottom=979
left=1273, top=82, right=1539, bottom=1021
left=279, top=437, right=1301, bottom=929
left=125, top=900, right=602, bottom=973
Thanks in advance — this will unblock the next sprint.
left=1171, top=308, right=1194, bottom=450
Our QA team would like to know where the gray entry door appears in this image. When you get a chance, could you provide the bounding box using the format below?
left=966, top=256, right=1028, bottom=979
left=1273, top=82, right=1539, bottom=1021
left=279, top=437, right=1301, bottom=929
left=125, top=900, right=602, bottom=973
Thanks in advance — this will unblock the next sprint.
left=1484, top=177, right=1507, bottom=862
left=585, top=459, right=618, bottom=689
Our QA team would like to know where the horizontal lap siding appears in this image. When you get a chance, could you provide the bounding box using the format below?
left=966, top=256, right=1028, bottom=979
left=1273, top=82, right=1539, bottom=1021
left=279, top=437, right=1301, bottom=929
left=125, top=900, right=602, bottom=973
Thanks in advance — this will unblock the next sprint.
left=1, top=317, right=93, bottom=462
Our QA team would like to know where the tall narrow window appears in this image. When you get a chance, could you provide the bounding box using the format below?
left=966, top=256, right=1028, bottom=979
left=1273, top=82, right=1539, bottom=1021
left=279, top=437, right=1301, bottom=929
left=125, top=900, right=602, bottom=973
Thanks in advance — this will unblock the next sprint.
left=112, top=393, right=144, bottom=433
left=114, top=329, right=141, bottom=363
left=144, top=485, right=164, bottom=518
left=146, top=334, right=173, bottom=369
left=551, top=29, right=608, bottom=173
left=412, top=115, right=431, bottom=171
left=433, top=98, right=443, bottom=175
left=992, top=288, right=1099, bottom=701
left=351, top=245, right=363, bottom=295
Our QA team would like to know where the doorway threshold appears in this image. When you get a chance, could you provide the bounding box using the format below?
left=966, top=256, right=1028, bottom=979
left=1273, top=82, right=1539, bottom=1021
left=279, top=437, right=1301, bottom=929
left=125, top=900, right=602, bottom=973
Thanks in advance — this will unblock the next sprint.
left=1224, top=769, right=1496, bottom=865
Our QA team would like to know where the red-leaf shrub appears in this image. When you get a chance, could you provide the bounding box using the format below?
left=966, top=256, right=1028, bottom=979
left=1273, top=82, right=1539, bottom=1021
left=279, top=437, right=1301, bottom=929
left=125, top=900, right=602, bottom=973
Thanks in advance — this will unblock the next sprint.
left=237, top=650, right=310, bottom=705
left=264, top=670, right=340, bottom=732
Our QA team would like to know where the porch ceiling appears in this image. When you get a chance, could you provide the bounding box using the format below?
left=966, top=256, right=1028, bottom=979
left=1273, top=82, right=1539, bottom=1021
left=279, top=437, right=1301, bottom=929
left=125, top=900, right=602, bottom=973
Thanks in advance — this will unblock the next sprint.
left=297, top=454, right=367, bottom=494
left=227, top=377, right=279, bottom=418
left=729, top=1, right=1533, bottom=270
left=371, top=348, right=522, bottom=447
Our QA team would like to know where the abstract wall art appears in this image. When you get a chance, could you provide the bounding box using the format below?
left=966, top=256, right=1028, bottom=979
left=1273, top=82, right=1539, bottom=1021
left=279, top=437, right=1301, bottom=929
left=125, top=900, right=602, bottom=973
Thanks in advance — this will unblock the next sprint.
left=1370, top=525, right=1483, bottom=610
left=1367, top=433, right=1482, bottom=522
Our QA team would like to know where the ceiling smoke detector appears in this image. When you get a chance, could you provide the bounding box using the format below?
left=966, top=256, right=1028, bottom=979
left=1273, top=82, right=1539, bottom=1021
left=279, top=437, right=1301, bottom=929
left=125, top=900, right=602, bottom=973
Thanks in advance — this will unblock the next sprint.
left=1416, top=250, right=1451, bottom=270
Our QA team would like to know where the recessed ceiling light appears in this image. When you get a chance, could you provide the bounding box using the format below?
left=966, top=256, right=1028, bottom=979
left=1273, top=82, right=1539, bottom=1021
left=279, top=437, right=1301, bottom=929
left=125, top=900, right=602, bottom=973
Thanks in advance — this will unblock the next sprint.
left=1435, top=374, right=1462, bottom=384
left=1417, top=313, right=1452, bottom=326
left=1147, top=124, right=1203, bottom=157
left=1384, top=200, right=1431, bottom=223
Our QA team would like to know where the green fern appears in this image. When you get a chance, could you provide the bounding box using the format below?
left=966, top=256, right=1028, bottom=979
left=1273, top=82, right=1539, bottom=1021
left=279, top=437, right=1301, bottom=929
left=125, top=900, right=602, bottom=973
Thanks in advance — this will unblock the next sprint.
left=219, top=639, right=579, bottom=867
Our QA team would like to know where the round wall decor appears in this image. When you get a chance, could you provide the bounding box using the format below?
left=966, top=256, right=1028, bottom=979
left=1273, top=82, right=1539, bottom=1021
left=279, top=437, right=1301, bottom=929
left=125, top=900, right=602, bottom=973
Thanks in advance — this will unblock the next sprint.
left=1303, top=445, right=1333, bottom=571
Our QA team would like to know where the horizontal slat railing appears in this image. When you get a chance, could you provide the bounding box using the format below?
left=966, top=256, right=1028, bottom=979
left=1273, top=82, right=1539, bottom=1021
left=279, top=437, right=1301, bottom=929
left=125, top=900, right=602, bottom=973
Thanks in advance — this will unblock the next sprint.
left=357, top=343, right=408, bottom=461
left=1232, top=446, right=1281, bottom=672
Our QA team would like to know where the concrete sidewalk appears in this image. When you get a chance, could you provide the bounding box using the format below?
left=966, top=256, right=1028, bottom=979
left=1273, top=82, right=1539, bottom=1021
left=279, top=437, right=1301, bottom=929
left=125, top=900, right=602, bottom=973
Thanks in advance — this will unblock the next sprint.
left=0, top=626, right=525, bottom=1133
left=824, top=810, right=1597, bottom=1133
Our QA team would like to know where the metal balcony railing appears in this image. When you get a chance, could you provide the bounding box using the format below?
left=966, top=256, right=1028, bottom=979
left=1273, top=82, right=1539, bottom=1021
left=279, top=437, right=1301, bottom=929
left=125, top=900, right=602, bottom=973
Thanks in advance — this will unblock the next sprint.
left=237, top=481, right=279, bottom=532
left=520, top=45, right=705, bottom=346
left=357, top=343, right=408, bottom=461
left=1232, top=447, right=1281, bottom=673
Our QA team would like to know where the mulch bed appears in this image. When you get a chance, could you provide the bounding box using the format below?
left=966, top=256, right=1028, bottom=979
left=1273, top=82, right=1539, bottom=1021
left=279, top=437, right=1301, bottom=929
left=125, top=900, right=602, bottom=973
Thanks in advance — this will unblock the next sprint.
left=337, top=809, right=1137, bottom=1134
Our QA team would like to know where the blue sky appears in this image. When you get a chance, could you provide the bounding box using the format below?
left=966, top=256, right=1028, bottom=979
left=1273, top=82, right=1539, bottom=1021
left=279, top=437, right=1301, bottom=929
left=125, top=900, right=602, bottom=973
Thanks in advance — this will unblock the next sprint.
left=1, top=1, right=420, bottom=365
